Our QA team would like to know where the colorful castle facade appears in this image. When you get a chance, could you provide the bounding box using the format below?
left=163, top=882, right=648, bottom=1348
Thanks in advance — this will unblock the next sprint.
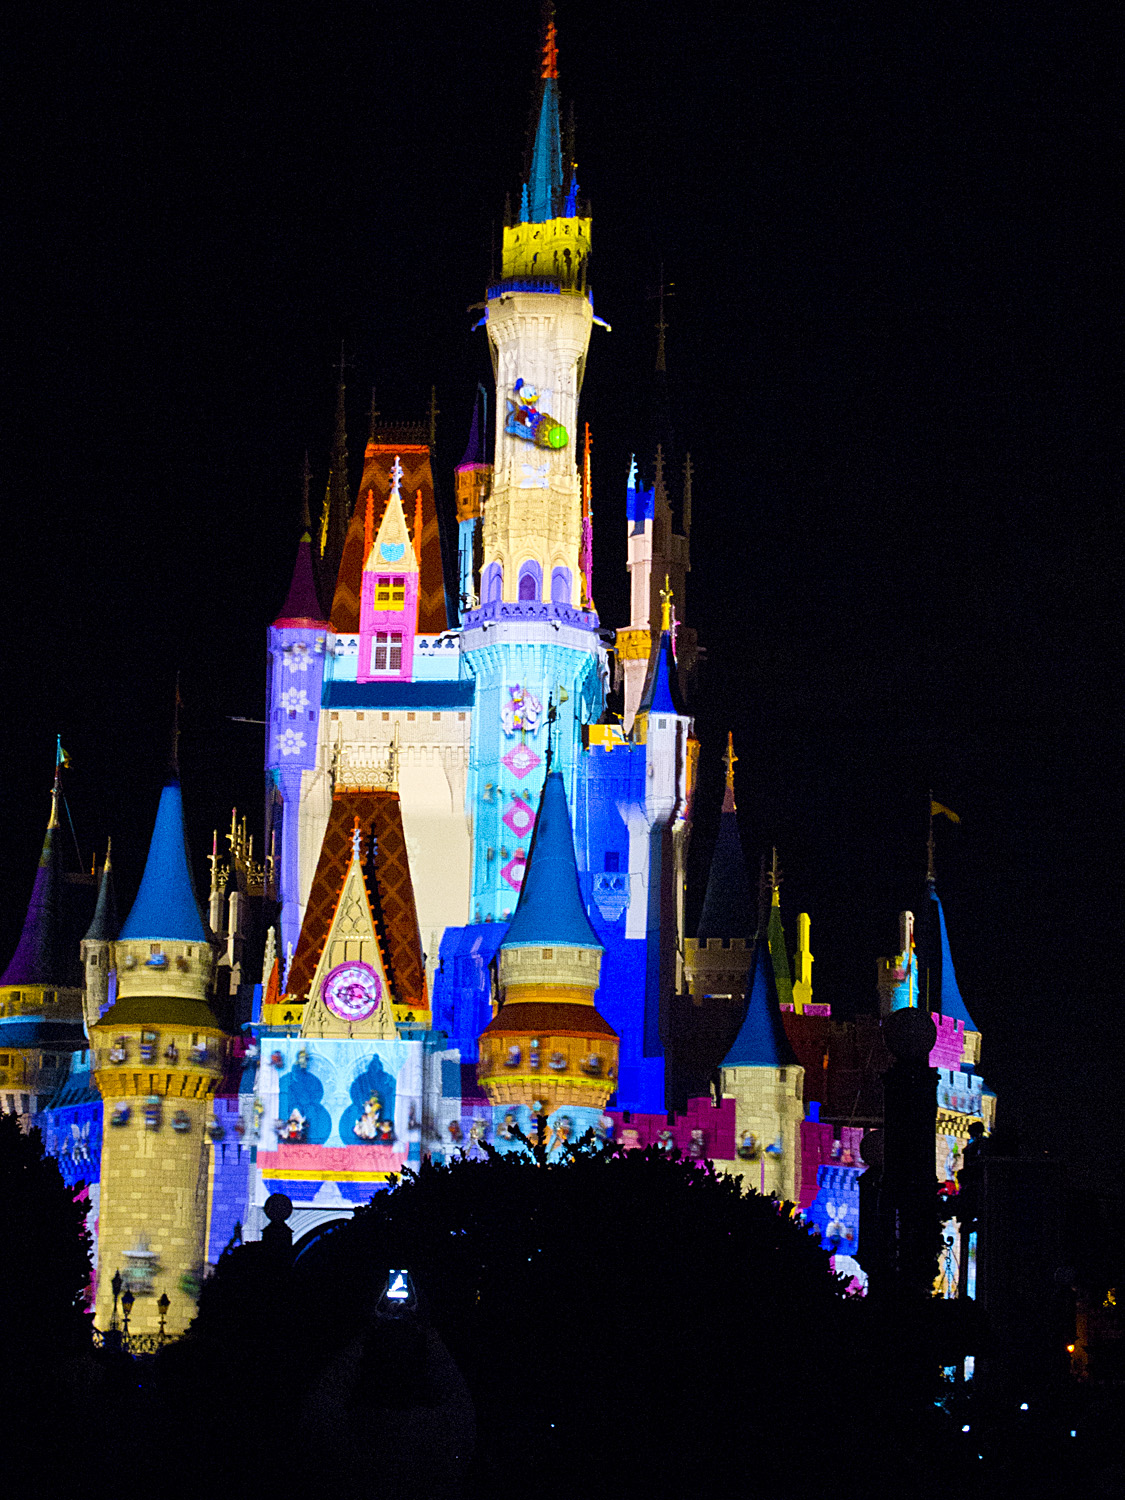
left=3, top=21, right=996, bottom=1331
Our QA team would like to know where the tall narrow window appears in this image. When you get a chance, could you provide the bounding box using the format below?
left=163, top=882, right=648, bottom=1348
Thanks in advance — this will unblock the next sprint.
left=518, top=561, right=541, bottom=600
left=551, top=566, right=572, bottom=604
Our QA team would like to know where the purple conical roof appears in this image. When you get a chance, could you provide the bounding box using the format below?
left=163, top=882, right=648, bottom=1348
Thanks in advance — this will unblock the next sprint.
left=1, top=795, right=67, bottom=986
left=274, top=533, right=327, bottom=626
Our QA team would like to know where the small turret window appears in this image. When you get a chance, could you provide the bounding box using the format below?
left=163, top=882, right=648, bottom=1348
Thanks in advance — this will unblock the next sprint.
left=375, top=576, right=406, bottom=609
left=483, top=563, right=503, bottom=603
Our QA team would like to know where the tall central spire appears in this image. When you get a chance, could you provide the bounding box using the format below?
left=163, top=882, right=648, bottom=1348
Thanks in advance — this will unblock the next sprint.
left=526, top=12, right=564, bottom=223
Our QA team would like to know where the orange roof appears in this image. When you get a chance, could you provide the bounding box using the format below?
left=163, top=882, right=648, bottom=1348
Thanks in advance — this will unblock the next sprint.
left=331, top=443, right=447, bottom=634
left=286, top=790, right=426, bottom=1007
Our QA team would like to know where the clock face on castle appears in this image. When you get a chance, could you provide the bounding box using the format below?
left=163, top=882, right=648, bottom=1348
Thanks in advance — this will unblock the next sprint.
left=322, top=962, right=382, bottom=1021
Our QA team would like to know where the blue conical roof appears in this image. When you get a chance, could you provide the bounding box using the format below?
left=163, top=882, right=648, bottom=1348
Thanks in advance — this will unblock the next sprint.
left=638, top=630, right=684, bottom=717
left=118, top=781, right=208, bottom=942
left=526, top=78, right=563, bottom=223
left=501, top=771, right=602, bottom=952
left=697, top=789, right=753, bottom=941
left=721, top=933, right=798, bottom=1069
left=83, top=850, right=118, bottom=942
left=926, top=886, right=976, bottom=1031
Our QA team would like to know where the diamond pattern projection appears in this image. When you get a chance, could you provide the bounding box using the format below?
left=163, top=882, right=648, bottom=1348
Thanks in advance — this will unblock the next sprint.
left=501, top=743, right=541, bottom=780
left=502, top=795, right=536, bottom=839
left=500, top=851, right=527, bottom=891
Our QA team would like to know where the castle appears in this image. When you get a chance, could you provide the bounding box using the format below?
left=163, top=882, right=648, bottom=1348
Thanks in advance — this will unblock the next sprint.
left=0, top=19, right=994, bottom=1337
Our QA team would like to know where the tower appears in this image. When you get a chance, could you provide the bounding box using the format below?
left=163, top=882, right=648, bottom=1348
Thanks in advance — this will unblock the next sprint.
left=715, top=930, right=805, bottom=1203
left=477, top=769, right=619, bottom=1150
left=81, top=842, right=118, bottom=1037
left=92, top=772, right=227, bottom=1337
left=0, top=752, right=87, bottom=1122
left=681, top=734, right=755, bottom=1093
left=453, top=390, right=491, bottom=618
left=358, top=457, right=421, bottom=683
left=461, top=16, right=605, bottom=922
left=266, top=516, right=329, bottom=967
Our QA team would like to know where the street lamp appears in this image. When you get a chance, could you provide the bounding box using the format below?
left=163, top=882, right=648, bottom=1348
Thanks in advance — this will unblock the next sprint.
left=157, top=1292, right=170, bottom=1342
left=110, top=1269, right=122, bottom=1331
left=121, top=1286, right=134, bottom=1339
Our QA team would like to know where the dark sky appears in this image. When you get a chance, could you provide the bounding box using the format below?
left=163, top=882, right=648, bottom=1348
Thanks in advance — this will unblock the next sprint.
left=4, top=3, right=1119, bottom=1190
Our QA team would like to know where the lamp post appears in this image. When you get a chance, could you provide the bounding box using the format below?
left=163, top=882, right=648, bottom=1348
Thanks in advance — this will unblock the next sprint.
left=121, top=1287, right=134, bottom=1342
left=110, top=1269, right=122, bottom=1331
left=157, top=1291, right=170, bottom=1343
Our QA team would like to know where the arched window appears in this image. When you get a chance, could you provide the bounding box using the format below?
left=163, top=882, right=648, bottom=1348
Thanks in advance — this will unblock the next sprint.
left=482, top=562, right=503, bottom=603
left=518, top=561, right=541, bottom=601
left=550, top=566, right=572, bottom=605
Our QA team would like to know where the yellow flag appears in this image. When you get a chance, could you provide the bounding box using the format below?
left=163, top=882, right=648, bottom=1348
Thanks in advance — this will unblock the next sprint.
left=931, top=801, right=960, bottom=823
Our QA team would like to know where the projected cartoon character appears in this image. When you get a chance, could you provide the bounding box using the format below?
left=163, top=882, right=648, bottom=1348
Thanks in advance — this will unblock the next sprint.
left=354, top=1092, right=383, bottom=1140
left=505, top=378, right=568, bottom=450
left=277, top=1107, right=307, bottom=1143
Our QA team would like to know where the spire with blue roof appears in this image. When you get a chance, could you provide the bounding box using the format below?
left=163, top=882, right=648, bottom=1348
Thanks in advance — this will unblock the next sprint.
left=721, top=929, right=799, bottom=1071
left=501, top=769, right=602, bottom=954
left=478, top=770, right=617, bottom=1133
left=522, top=11, right=565, bottom=224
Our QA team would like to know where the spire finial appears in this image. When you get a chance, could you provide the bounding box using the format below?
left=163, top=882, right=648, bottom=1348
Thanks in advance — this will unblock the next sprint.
left=368, top=386, right=380, bottom=444
left=659, top=573, right=672, bottom=632
left=300, top=451, right=312, bottom=533
left=170, top=673, right=182, bottom=778
left=428, top=385, right=439, bottom=450
left=390, top=455, right=403, bottom=501
left=769, top=847, right=782, bottom=907
left=926, top=789, right=936, bottom=885
left=723, top=732, right=738, bottom=792
left=682, top=453, right=693, bottom=536
left=351, top=816, right=363, bottom=863
left=648, top=265, right=674, bottom=373
left=541, top=7, right=559, bottom=79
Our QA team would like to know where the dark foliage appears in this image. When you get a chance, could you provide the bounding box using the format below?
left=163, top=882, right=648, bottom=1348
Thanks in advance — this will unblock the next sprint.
left=162, top=1140, right=942, bottom=1498
left=0, top=1114, right=92, bottom=1355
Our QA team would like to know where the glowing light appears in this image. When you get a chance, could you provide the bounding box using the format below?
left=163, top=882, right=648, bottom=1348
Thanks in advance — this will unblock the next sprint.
left=1019, top=1402, right=1029, bottom=1411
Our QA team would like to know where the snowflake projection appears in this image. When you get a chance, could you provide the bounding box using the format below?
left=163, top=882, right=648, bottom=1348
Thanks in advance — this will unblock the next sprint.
left=501, top=795, right=536, bottom=839
left=501, top=743, right=541, bottom=780
left=282, top=643, right=311, bottom=672
left=500, top=851, right=527, bottom=891
left=278, top=729, right=307, bottom=757
left=280, top=687, right=309, bottom=712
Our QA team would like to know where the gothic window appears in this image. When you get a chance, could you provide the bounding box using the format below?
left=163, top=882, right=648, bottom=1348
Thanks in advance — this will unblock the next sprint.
left=518, top=561, right=541, bottom=600
left=373, top=632, right=403, bottom=673
left=550, top=565, right=572, bottom=605
left=482, top=562, right=503, bottom=603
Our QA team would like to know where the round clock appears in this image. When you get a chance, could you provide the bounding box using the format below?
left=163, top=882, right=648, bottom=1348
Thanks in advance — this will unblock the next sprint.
left=322, top=962, right=382, bottom=1021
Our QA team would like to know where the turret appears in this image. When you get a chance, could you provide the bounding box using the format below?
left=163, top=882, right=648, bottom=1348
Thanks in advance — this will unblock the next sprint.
left=460, top=14, right=605, bottom=923
left=454, top=389, right=491, bottom=617
left=0, top=749, right=87, bottom=1120
left=684, top=734, right=755, bottom=1019
left=80, top=841, right=118, bottom=1037
left=479, top=12, right=595, bottom=606
left=267, top=488, right=330, bottom=967
left=715, top=928, right=805, bottom=1203
left=358, top=456, right=420, bottom=682
left=477, top=770, right=619, bottom=1151
left=92, top=769, right=227, bottom=1337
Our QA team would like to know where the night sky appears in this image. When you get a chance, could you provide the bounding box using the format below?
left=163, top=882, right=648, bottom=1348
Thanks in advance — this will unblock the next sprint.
left=4, top=4, right=1118, bottom=1190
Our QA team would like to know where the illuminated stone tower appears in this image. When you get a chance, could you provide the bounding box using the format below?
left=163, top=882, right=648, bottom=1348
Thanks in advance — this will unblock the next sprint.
left=92, top=772, right=227, bottom=1337
left=713, top=929, right=805, bottom=1203
left=477, top=769, right=618, bottom=1150
left=461, top=15, right=605, bottom=921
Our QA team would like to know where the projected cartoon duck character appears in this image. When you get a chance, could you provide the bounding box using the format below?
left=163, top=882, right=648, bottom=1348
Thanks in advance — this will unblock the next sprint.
left=505, top=378, right=568, bottom=449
